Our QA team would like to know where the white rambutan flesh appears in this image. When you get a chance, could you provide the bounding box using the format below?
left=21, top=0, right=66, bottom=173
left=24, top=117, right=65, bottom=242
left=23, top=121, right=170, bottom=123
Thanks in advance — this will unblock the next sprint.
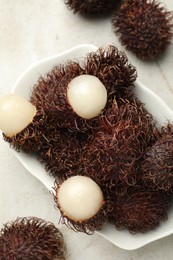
left=67, top=75, right=107, bottom=119
left=57, top=176, right=104, bottom=222
left=0, top=94, right=36, bottom=137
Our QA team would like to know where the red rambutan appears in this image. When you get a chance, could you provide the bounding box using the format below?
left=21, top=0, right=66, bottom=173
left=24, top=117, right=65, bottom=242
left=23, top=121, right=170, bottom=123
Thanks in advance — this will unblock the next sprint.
left=64, top=0, right=122, bottom=15
left=37, top=129, right=88, bottom=179
left=80, top=98, right=157, bottom=196
left=109, top=185, right=170, bottom=233
left=140, top=123, right=173, bottom=192
left=0, top=217, right=66, bottom=260
left=112, top=0, right=173, bottom=60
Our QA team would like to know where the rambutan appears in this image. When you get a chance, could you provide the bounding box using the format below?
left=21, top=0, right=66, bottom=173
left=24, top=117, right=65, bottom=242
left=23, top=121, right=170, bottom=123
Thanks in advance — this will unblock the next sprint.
left=30, top=45, right=137, bottom=132
left=64, top=0, right=121, bottom=15
left=140, top=123, right=173, bottom=192
left=0, top=217, right=66, bottom=260
left=81, top=98, right=157, bottom=196
left=84, top=45, right=137, bottom=100
left=3, top=107, right=48, bottom=154
left=37, top=129, right=88, bottom=178
left=54, top=176, right=113, bottom=234
left=0, top=94, right=49, bottom=154
left=112, top=0, right=173, bottom=60
left=109, top=185, right=170, bottom=233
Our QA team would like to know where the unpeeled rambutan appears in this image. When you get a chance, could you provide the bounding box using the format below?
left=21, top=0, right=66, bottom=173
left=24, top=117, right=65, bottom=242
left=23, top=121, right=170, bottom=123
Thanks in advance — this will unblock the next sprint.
left=37, top=129, right=88, bottom=179
left=112, top=0, right=173, bottom=60
left=0, top=217, right=66, bottom=260
left=64, top=0, right=121, bottom=15
left=140, top=123, right=173, bottom=192
left=84, top=45, right=137, bottom=100
left=81, top=98, right=157, bottom=196
left=109, top=185, right=170, bottom=233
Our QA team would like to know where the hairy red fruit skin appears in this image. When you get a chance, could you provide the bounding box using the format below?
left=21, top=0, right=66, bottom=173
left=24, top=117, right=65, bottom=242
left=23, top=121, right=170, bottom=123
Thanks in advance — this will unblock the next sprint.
left=112, top=0, right=173, bottom=60
left=37, top=129, right=88, bottom=178
left=140, top=123, right=173, bottom=192
left=109, top=185, right=170, bottom=233
left=0, top=217, right=66, bottom=260
left=80, top=99, right=157, bottom=196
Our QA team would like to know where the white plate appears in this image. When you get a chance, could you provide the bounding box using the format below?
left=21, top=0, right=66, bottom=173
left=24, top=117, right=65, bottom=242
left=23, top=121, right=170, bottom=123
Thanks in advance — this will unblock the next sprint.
left=2, top=44, right=173, bottom=250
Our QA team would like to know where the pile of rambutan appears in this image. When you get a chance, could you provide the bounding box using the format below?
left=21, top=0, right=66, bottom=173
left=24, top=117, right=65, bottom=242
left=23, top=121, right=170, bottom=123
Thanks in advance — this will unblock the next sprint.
left=1, top=45, right=173, bottom=235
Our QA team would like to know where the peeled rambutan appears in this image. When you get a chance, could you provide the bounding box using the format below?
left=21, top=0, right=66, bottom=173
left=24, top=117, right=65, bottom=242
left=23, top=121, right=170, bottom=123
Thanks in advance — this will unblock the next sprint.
left=140, top=123, right=173, bottom=192
left=0, top=94, right=50, bottom=154
left=81, top=98, right=157, bottom=196
left=64, top=0, right=121, bottom=15
left=0, top=217, right=66, bottom=260
left=30, top=45, right=137, bottom=132
left=3, top=107, right=49, bottom=154
left=109, top=185, right=170, bottom=233
left=112, top=0, right=173, bottom=60
left=54, top=176, right=113, bottom=234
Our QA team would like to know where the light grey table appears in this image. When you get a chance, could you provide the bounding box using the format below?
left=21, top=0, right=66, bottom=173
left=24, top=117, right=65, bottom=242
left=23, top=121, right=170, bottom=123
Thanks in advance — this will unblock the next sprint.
left=0, top=1, right=173, bottom=259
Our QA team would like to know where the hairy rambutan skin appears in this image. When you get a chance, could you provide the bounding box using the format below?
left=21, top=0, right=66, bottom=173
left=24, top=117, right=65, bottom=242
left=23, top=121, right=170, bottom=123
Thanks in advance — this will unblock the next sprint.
left=37, top=129, right=88, bottom=179
left=140, top=123, right=173, bottom=192
left=64, top=0, right=121, bottom=15
left=112, top=0, right=173, bottom=60
left=84, top=45, right=137, bottom=100
left=81, top=98, right=157, bottom=196
left=0, top=217, right=66, bottom=260
left=109, top=185, right=170, bottom=233
left=157, top=122, right=173, bottom=139
left=30, top=45, right=137, bottom=132
left=53, top=178, right=114, bottom=234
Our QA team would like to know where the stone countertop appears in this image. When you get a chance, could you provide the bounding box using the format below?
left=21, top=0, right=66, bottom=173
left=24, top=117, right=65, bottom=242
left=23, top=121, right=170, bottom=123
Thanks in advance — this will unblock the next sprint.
left=0, top=0, right=173, bottom=259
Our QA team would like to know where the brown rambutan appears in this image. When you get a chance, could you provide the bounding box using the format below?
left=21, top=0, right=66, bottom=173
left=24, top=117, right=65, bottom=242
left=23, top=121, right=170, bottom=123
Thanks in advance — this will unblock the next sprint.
left=81, top=98, right=157, bottom=196
left=140, top=123, right=173, bottom=192
left=64, top=0, right=121, bottom=15
left=0, top=217, right=66, bottom=260
left=30, top=45, right=137, bottom=132
left=112, top=0, right=173, bottom=60
left=54, top=176, right=113, bottom=234
left=109, top=185, right=170, bottom=233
